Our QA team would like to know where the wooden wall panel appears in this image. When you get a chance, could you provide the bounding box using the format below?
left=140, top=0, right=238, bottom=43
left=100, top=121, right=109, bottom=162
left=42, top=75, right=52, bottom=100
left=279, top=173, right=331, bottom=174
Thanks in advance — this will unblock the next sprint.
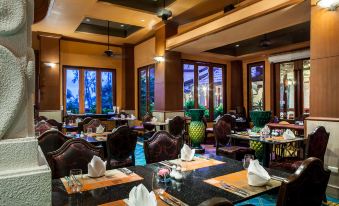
left=230, top=60, right=243, bottom=110
left=310, top=5, right=339, bottom=118
left=122, top=44, right=135, bottom=110
left=39, top=35, right=61, bottom=110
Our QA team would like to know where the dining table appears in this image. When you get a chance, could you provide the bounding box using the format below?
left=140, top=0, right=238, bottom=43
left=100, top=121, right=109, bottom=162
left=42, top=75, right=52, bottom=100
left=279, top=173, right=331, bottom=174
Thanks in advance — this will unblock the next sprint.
left=143, top=121, right=168, bottom=131
left=52, top=155, right=290, bottom=206
left=228, top=133, right=305, bottom=167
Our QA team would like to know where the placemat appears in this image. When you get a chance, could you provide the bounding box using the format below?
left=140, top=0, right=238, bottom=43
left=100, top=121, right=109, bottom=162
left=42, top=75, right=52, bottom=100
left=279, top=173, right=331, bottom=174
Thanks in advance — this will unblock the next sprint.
left=86, top=132, right=111, bottom=137
left=99, top=192, right=188, bottom=206
left=168, top=157, right=225, bottom=171
left=61, top=169, right=143, bottom=194
left=204, top=170, right=281, bottom=197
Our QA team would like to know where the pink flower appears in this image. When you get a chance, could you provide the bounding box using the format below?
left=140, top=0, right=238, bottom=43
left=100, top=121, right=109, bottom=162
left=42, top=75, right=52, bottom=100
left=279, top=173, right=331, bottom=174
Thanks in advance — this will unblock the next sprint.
left=158, top=168, right=170, bottom=177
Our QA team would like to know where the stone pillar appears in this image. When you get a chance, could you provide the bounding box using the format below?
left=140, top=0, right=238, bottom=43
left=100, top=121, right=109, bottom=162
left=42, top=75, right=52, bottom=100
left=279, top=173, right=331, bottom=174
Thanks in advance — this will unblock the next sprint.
left=0, top=0, right=51, bottom=204
left=153, top=22, right=184, bottom=121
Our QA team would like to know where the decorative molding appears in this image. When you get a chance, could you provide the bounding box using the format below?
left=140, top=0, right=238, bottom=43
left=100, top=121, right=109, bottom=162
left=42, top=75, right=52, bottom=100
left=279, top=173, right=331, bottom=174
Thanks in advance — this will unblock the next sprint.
left=268, top=49, right=310, bottom=63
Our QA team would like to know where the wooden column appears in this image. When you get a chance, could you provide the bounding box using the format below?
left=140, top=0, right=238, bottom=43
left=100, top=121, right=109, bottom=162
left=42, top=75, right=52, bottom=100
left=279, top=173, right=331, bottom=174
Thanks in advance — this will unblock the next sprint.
left=230, top=60, right=243, bottom=110
left=310, top=2, right=339, bottom=117
left=122, top=44, right=135, bottom=110
left=154, top=21, right=182, bottom=111
left=39, top=34, right=61, bottom=110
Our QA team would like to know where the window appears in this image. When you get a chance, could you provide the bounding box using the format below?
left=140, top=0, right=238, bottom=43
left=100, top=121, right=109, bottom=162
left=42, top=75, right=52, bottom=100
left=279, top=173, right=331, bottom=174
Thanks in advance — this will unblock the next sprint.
left=64, top=66, right=116, bottom=114
left=273, top=59, right=310, bottom=120
left=65, top=69, right=80, bottom=114
left=183, top=61, right=226, bottom=121
left=138, top=65, right=155, bottom=118
left=248, top=62, right=265, bottom=112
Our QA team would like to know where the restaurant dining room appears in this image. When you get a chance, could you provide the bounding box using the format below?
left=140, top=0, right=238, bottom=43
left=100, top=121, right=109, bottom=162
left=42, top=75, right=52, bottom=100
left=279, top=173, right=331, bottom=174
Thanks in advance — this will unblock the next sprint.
left=1, top=0, right=339, bottom=205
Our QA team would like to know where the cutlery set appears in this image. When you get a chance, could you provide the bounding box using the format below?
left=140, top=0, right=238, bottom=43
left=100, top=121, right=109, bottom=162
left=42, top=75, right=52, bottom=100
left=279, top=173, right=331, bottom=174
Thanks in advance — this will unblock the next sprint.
left=220, top=181, right=250, bottom=197
left=118, top=167, right=134, bottom=175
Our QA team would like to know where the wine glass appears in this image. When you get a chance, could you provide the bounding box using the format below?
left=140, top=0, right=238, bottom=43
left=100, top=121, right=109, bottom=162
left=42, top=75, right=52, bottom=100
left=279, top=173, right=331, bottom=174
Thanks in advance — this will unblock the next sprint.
left=152, top=171, right=168, bottom=196
left=243, top=154, right=254, bottom=170
left=70, top=169, right=83, bottom=193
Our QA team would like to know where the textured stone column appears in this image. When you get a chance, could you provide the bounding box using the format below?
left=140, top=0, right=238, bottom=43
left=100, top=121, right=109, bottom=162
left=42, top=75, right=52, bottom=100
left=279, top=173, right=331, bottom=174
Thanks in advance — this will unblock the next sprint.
left=0, top=0, right=51, bottom=204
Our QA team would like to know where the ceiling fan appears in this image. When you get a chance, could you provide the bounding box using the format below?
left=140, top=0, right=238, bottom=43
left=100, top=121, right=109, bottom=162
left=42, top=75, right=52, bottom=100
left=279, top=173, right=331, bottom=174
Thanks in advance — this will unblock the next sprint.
left=104, top=21, right=122, bottom=59
left=157, top=0, right=172, bottom=21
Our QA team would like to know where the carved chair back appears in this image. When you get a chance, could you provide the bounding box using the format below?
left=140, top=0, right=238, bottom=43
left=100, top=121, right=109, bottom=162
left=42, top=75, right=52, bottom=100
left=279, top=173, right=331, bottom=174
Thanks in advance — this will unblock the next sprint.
left=144, top=131, right=181, bottom=164
left=35, top=120, right=53, bottom=135
left=306, top=126, right=330, bottom=162
left=38, top=130, right=71, bottom=158
left=106, top=126, right=137, bottom=168
left=83, top=119, right=102, bottom=133
left=277, top=157, right=331, bottom=206
left=142, top=112, right=155, bottom=131
left=47, top=138, right=104, bottom=179
left=78, top=117, right=93, bottom=133
left=46, top=119, right=62, bottom=131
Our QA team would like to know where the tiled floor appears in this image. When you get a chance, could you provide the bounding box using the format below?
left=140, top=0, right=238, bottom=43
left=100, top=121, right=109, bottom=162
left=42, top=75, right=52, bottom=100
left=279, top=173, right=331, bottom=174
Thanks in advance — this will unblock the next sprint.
left=134, top=142, right=339, bottom=206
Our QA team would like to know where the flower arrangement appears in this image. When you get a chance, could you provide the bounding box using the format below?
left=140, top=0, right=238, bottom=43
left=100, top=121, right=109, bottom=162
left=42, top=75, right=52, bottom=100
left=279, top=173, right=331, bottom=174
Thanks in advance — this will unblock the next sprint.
left=157, top=168, right=170, bottom=182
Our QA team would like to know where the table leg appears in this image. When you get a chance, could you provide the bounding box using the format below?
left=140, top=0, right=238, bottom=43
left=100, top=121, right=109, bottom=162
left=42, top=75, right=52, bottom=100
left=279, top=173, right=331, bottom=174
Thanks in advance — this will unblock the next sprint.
left=262, top=143, right=271, bottom=167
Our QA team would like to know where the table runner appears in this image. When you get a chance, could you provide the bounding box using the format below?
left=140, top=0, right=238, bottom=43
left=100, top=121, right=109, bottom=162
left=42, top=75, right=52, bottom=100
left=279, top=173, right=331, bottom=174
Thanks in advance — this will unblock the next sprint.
left=204, top=170, right=281, bottom=197
left=61, top=169, right=143, bottom=194
left=99, top=192, right=188, bottom=206
left=167, top=157, right=225, bottom=171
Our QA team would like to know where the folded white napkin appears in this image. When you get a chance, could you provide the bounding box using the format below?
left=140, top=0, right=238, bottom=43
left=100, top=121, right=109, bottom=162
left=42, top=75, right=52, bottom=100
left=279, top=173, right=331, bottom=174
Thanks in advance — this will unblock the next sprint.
left=165, top=118, right=170, bottom=124
left=247, top=159, right=271, bottom=186
left=121, top=114, right=126, bottom=119
left=96, top=125, right=105, bottom=134
left=261, top=125, right=270, bottom=136
left=130, top=114, right=136, bottom=120
left=181, top=144, right=195, bottom=161
left=283, top=129, right=295, bottom=140
left=126, top=184, right=157, bottom=206
left=151, top=117, right=158, bottom=123
left=75, top=118, right=82, bottom=124
left=88, top=155, right=106, bottom=178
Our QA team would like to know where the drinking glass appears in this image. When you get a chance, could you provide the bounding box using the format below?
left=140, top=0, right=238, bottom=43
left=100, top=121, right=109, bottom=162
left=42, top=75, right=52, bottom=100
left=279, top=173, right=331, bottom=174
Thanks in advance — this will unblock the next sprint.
left=152, top=171, right=168, bottom=196
left=70, top=169, right=83, bottom=193
left=87, top=128, right=93, bottom=134
left=243, top=154, right=254, bottom=170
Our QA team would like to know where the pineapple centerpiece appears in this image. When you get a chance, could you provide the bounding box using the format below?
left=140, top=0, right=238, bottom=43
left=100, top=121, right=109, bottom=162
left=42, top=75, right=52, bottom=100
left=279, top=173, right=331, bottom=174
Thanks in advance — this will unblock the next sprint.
left=188, top=109, right=205, bottom=153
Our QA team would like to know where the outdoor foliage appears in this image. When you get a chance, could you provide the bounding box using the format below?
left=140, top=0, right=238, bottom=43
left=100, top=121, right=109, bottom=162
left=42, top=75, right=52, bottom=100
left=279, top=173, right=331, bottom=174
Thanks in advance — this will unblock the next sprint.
left=84, top=71, right=97, bottom=113
left=66, top=70, right=79, bottom=114
left=214, top=103, right=223, bottom=118
left=101, top=72, right=113, bottom=114
left=184, top=100, right=210, bottom=118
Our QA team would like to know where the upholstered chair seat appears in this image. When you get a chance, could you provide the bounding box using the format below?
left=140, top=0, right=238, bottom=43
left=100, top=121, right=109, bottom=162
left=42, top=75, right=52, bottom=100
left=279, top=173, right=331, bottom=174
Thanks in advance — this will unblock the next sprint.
left=144, top=131, right=181, bottom=164
left=106, top=126, right=137, bottom=170
left=48, top=138, right=104, bottom=179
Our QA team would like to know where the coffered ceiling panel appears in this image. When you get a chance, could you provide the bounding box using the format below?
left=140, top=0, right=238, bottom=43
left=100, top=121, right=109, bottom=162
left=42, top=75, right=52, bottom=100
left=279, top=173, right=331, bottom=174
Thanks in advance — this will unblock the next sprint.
left=98, top=0, right=176, bottom=13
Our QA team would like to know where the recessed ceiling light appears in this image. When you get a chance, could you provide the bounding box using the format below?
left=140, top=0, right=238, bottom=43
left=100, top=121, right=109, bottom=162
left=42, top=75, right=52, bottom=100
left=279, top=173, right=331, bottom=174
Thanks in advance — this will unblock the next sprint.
left=141, top=19, right=145, bottom=22
left=235, top=44, right=240, bottom=47
left=86, top=18, right=90, bottom=22
left=120, top=24, right=124, bottom=27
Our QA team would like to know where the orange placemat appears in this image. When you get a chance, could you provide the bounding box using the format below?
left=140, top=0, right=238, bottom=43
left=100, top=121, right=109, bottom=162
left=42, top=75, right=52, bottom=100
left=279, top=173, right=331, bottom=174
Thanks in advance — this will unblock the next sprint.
left=265, top=136, right=284, bottom=141
left=204, top=170, right=281, bottom=197
left=99, top=192, right=187, bottom=206
left=168, top=157, right=225, bottom=171
left=86, top=132, right=111, bottom=137
left=61, top=169, right=143, bottom=194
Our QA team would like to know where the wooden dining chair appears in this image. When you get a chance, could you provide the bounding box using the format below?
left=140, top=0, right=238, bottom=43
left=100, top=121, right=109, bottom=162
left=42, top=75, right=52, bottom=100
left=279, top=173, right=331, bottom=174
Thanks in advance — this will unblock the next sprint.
left=270, top=126, right=330, bottom=172
left=198, top=197, right=234, bottom=206
left=47, top=138, right=104, bottom=179
left=143, top=131, right=181, bottom=164
left=276, top=157, right=331, bottom=206
left=37, top=115, right=48, bottom=122
left=83, top=119, right=102, bottom=133
left=214, top=114, right=255, bottom=161
left=106, top=125, right=137, bottom=169
left=46, top=119, right=62, bottom=131
left=77, top=117, right=93, bottom=133
left=38, top=130, right=71, bottom=159
left=35, top=120, right=53, bottom=135
left=168, top=116, right=186, bottom=146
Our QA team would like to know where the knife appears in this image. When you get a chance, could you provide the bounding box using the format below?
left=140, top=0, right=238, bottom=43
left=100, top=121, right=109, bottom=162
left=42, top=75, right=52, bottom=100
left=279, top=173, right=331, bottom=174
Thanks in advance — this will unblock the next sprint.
left=220, top=182, right=249, bottom=196
left=159, top=195, right=177, bottom=206
left=271, top=175, right=287, bottom=182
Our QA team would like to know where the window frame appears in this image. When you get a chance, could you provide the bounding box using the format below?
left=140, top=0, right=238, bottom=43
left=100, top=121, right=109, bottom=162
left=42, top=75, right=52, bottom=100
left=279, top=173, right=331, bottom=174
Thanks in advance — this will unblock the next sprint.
left=247, top=61, right=266, bottom=113
left=182, top=60, right=227, bottom=121
left=62, top=65, right=116, bottom=114
left=272, top=58, right=310, bottom=121
left=137, top=64, right=155, bottom=119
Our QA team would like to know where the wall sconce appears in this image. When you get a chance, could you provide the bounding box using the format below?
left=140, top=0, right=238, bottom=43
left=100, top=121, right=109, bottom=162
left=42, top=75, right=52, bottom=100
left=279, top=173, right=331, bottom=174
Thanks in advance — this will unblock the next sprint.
left=44, top=62, right=57, bottom=68
left=154, top=56, right=165, bottom=62
left=317, top=0, right=339, bottom=10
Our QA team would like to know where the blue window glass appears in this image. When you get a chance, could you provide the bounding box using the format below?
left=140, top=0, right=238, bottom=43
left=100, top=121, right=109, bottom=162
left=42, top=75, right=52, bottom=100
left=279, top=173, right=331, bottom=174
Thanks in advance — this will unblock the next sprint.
left=101, top=71, right=113, bottom=114
left=84, top=70, right=97, bottom=113
left=65, top=69, right=79, bottom=114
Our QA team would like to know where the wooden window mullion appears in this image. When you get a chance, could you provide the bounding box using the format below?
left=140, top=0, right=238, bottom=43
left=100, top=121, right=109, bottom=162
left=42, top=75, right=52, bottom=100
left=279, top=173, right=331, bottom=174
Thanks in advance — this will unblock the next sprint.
left=96, top=70, right=102, bottom=114
left=79, top=69, right=85, bottom=114
left=194, top=63, right=198, bottom=109
left=209, top=66, right=214, bottom=121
